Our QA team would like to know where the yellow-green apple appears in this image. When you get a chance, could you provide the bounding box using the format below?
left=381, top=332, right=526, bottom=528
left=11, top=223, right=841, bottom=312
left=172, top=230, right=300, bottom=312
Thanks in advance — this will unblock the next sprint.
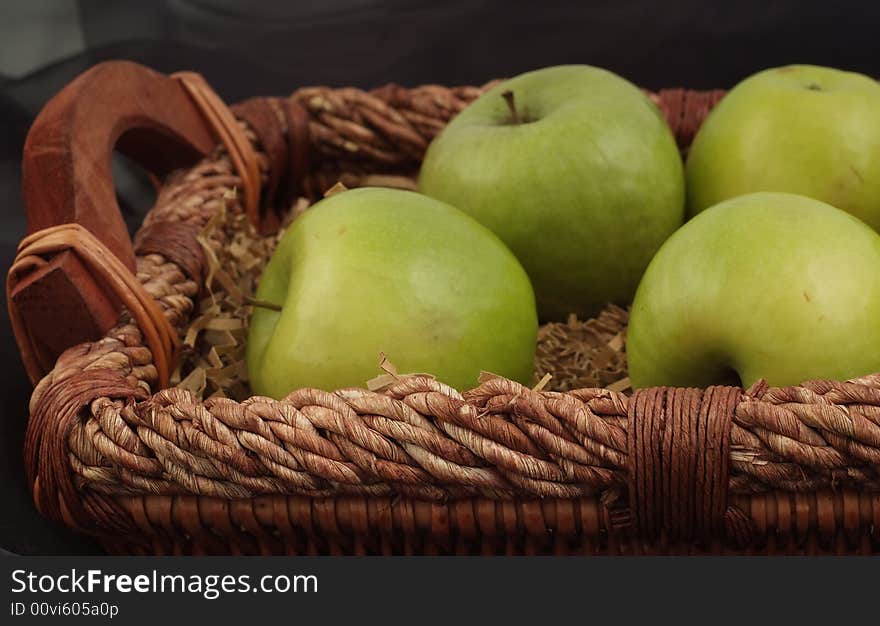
left=687, top=65, right=880, bottom=230
left=246, top=187, right=538, bottom=397
left=418, top=65, right=684, bottom=321
left=627, top=192, right=880, bottom=389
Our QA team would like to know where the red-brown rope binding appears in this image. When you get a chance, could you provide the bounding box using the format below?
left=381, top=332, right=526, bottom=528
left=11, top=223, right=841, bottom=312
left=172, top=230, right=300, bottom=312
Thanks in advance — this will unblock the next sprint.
left=172, top=71, right=264, bottom=233
left=229, top=95, right=312, bottom=219
left=627, top=385, right=754, bottom=545
left=7, top=224, right=179, bottom=388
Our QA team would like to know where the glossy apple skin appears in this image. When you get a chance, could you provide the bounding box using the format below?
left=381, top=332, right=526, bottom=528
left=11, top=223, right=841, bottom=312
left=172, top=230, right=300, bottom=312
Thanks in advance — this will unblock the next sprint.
left=687, top=65, right=880, bottom=230
left=418, top=65, right=684, bottom=321
left=246, top=188, right=538, bottom=398
left=627, top=192, right=880, bottom=389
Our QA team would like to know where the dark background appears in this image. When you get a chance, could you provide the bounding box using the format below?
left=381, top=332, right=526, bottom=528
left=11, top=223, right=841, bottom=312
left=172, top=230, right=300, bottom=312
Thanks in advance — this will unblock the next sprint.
left=1, top=0, right=879, bottom=555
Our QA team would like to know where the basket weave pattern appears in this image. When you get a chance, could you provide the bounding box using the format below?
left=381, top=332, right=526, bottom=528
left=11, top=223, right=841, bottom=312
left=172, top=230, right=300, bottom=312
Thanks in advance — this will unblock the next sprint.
left=23, top=83, right=880, bottom=554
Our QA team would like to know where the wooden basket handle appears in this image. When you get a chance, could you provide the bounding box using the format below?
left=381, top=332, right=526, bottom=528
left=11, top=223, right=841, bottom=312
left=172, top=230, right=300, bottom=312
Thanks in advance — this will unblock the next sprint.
left=10, top=60, right=218, bottom=381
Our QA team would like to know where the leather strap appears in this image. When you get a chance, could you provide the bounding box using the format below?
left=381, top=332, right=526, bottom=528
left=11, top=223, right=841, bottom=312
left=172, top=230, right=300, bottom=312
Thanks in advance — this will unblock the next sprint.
left=8, top=224, right=179, bottom=388
left=173, top=72, right=264, bottom=233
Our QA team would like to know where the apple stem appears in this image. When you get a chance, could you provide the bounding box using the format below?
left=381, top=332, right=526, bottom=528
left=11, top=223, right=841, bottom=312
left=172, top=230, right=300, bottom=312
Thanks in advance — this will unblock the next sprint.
left=501, top=90, right=520, bottom=124
left=245, top=296, right=282, bottom=312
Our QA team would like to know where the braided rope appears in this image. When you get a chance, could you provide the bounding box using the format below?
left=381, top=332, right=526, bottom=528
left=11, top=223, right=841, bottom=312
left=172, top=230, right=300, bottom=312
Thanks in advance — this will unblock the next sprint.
left=55, top=372, right=880, bottom=508
left=290, top=82, right=493, bottom=195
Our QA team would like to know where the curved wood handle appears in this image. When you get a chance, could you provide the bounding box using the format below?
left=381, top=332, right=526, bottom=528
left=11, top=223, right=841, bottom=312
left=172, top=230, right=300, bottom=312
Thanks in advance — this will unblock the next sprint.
left=11, top=61, right=218, bottom=379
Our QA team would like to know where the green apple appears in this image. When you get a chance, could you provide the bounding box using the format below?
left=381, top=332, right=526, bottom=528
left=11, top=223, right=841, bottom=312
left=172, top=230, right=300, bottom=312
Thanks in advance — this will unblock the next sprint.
left=246, top=187, right=538, bottom=397
left=418, top=65, right=684, bottom=321
left=687, top=65, right=880, bottom=230
left=627, top=192, right=880, bottom=389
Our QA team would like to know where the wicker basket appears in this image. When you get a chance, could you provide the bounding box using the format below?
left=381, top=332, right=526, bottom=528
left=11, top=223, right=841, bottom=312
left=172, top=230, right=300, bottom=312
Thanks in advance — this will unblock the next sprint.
left=9, top=60, right=879, bottom=555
